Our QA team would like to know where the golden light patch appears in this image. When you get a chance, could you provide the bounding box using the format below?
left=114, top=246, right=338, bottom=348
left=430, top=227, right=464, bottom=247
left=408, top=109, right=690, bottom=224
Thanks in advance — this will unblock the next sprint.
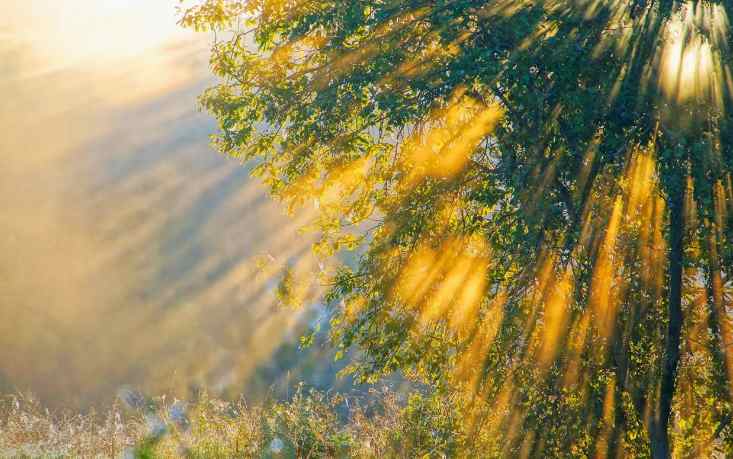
left=449, top=258, right=490, bottom=336
left=454, top=291, right=507, bottom=387
left=537, top=267, right=575, bottom=368
left=400, top=94, right=503, bottom=187
left=625, top=147, right=655, bottom=215
left=594, top=378, right=616, bottom=459
left=589, top=196, right=624, bottom=340
left=392, top=236, right=490, bottom=336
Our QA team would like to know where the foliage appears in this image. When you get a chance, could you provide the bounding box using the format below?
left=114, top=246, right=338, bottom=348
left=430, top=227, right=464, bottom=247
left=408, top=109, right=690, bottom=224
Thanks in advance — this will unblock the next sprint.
left=181, top=0, right=733, bottom=456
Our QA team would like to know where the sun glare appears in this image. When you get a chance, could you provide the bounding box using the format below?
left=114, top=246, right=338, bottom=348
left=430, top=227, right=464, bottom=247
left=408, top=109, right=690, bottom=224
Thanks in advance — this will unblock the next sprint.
left=658, top=1, right=730, bottom=108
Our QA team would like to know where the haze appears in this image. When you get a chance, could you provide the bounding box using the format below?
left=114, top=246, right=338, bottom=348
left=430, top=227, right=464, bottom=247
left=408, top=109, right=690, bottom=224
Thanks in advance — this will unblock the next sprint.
left=0, top=0, right=321, bottom=409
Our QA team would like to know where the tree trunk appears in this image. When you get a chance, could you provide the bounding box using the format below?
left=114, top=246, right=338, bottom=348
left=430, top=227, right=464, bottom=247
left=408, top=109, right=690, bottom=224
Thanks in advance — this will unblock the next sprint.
left=651, top=189, right=685, bottom=459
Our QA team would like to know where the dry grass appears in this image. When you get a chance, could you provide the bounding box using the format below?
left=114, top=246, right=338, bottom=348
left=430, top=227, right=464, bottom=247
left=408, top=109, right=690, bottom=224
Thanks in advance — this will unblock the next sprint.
left=0, top=394, right=140, bottom=458
left=0, top=387, right=460, bottom=458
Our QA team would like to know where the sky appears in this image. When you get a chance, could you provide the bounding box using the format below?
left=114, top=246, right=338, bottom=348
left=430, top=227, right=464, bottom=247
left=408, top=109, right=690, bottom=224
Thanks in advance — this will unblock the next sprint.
left=0, top=0, right=326, bottom=409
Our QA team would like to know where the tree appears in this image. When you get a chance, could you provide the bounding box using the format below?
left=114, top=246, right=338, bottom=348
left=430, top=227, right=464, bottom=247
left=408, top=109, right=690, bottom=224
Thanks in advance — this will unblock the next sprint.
left=182, top=0, right=733, bottom=456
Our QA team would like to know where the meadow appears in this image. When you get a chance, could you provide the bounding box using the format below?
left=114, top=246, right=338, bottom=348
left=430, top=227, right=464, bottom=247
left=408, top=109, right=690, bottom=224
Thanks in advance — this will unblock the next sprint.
left=0, top=388, right=459, bottom=458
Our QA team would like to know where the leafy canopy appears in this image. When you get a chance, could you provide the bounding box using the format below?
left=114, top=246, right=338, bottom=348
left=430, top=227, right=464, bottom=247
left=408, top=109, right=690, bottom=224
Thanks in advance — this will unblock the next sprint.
left=182, top=0, right=733, bottom=456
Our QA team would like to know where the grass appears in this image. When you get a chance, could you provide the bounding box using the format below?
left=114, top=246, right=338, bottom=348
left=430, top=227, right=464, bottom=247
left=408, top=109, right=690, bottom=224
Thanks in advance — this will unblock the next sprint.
left=0, top=386, right=460, bottom=458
